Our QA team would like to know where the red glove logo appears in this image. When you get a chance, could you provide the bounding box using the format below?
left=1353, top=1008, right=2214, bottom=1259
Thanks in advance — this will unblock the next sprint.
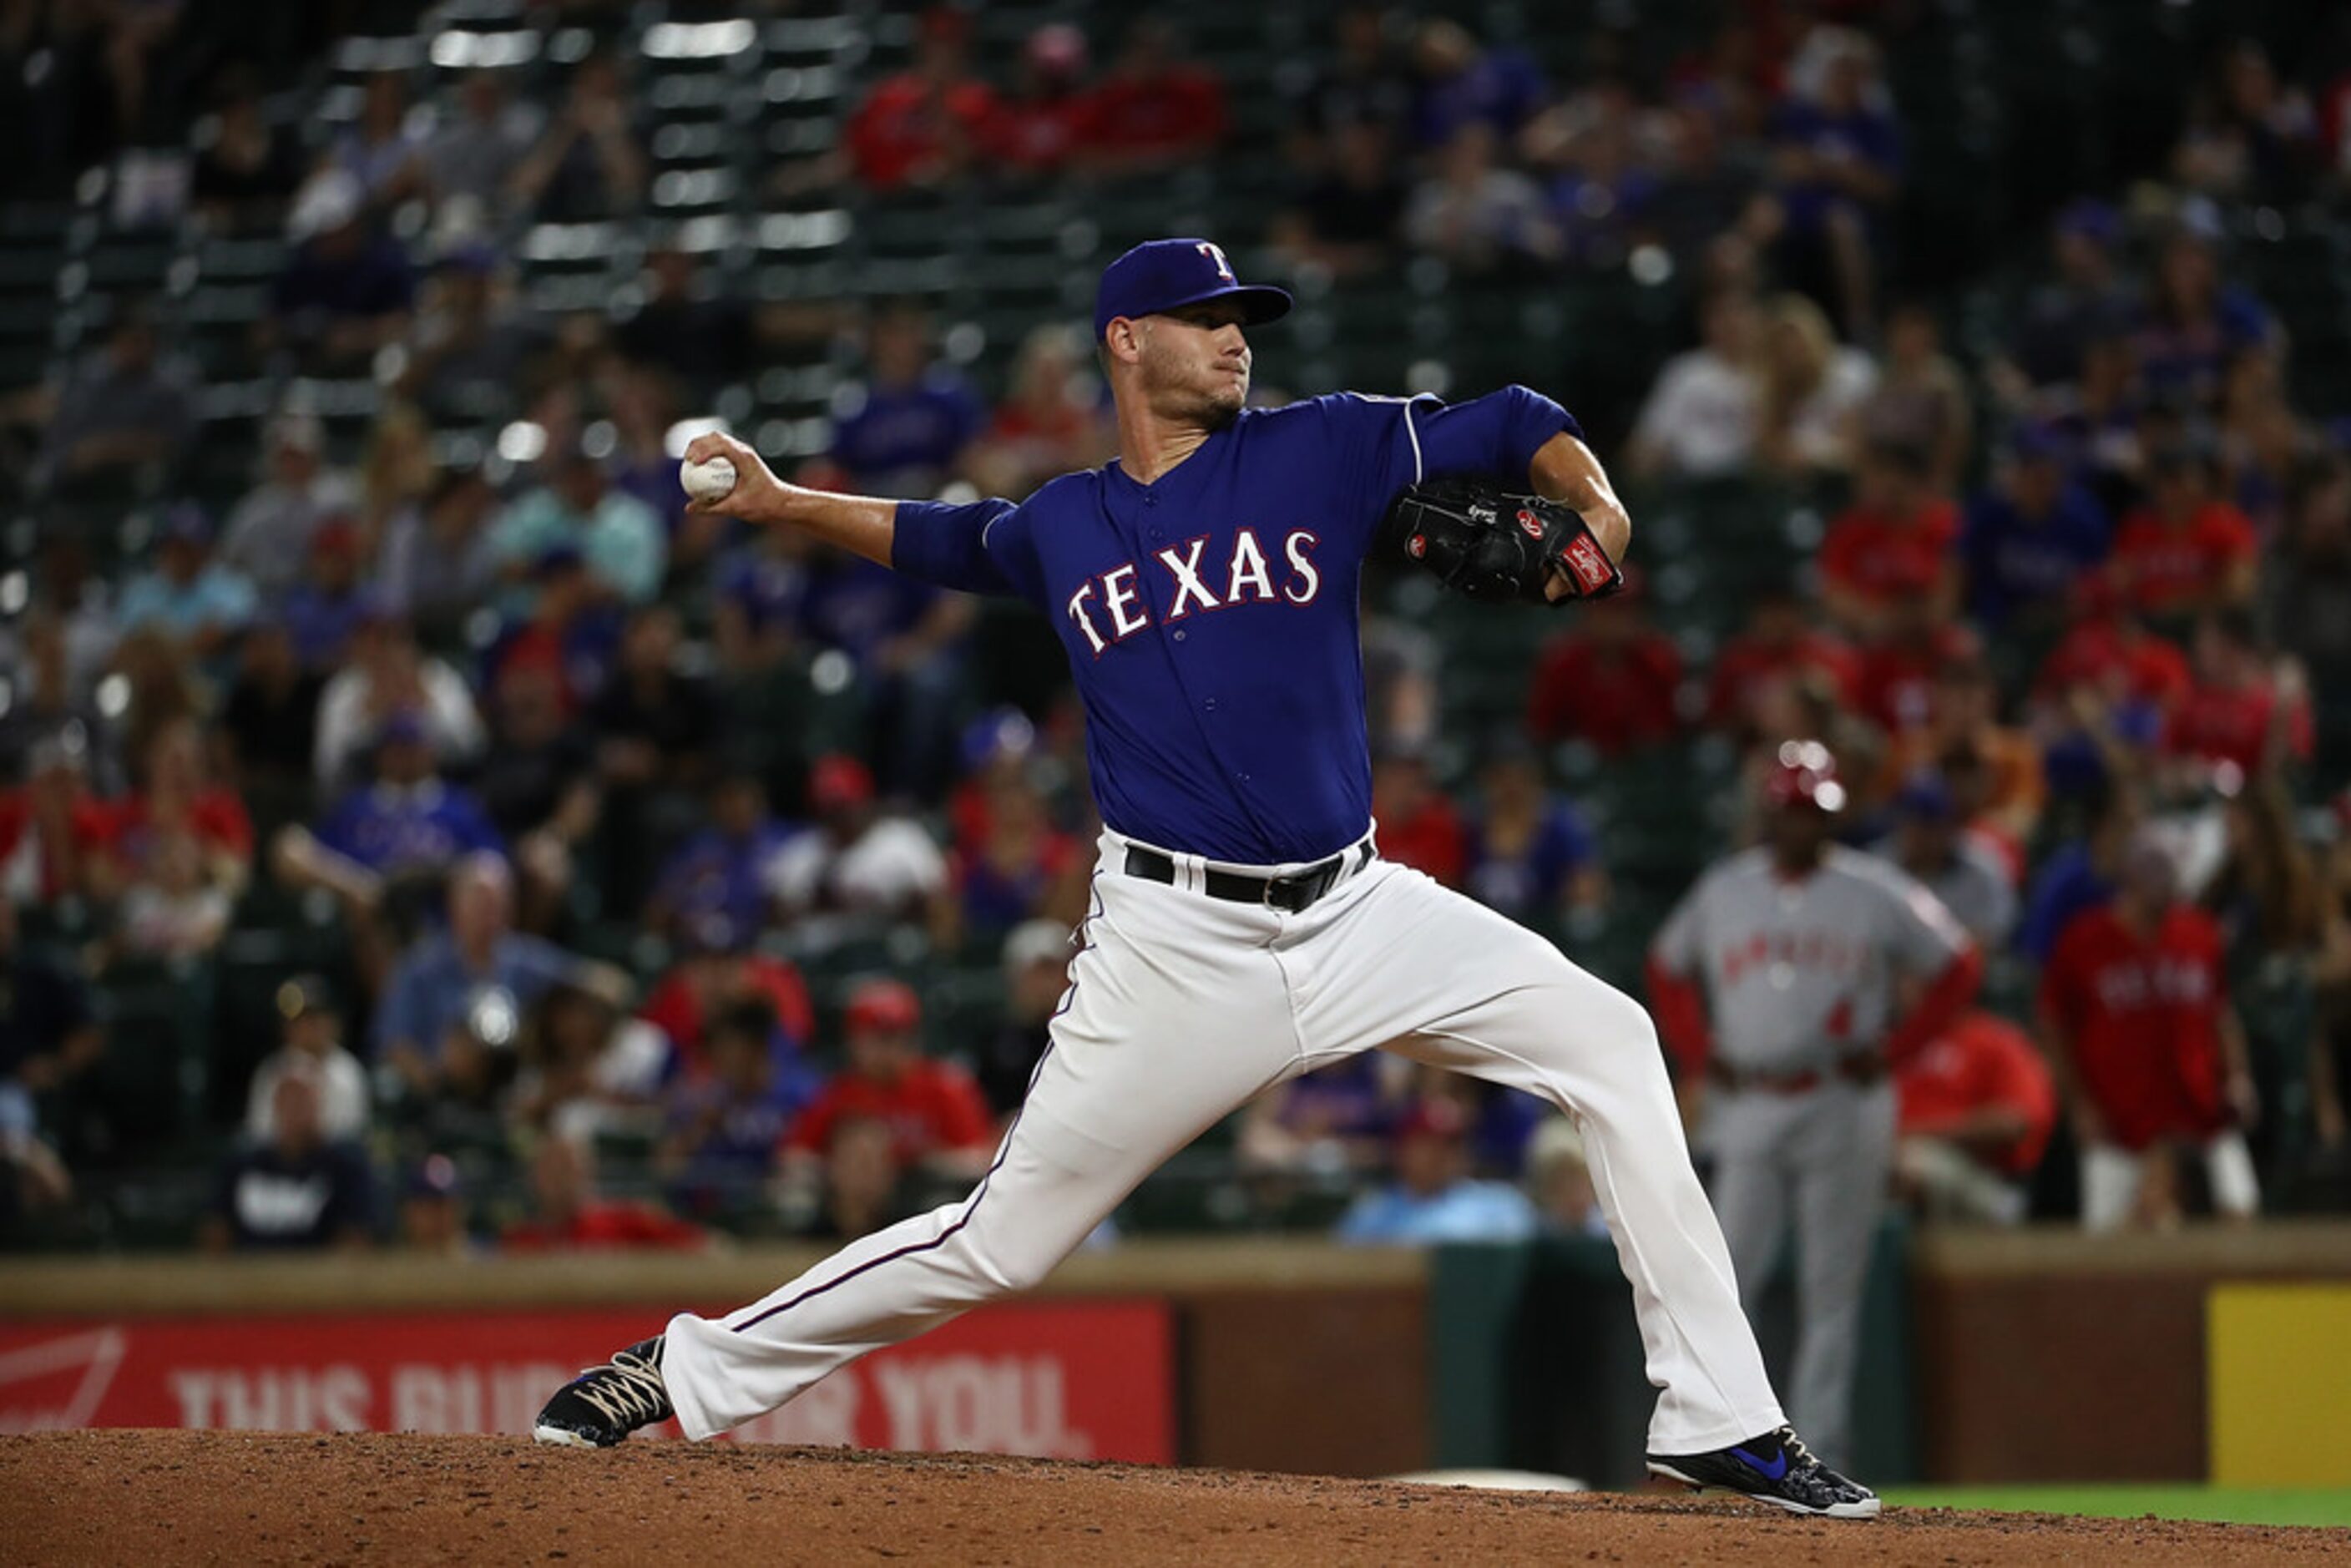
left=1560, top=534, right=1615, bottom=594
left=1515, top=508, right=1544, bottom=540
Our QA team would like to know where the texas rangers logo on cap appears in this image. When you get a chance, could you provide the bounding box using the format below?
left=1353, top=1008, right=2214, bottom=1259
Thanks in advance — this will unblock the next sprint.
left=1094, top=237, right=1293, bottom=341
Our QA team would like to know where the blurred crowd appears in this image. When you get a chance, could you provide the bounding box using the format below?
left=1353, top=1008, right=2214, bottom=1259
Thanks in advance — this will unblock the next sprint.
left=2, top=2, right=2350, bottom=1252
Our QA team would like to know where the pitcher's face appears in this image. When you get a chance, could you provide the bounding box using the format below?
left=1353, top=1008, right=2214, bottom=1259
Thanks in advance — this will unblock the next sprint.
left=1132, top=301, right=1252, bottom=423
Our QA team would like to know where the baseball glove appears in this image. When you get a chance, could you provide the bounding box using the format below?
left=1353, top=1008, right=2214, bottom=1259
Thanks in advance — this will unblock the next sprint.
left=1379, top=475, right=1625, bottom=606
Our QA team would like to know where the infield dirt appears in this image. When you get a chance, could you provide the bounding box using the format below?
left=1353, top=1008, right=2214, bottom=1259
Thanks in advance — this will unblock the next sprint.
left=5, top=1429, right=2346, bottom=1565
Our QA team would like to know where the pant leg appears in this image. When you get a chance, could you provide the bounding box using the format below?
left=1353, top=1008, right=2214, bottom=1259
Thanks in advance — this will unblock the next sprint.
left=2203, top=1132, right=2261, bottom=1218
left=1785, top=1082, right=1896, bottom=1473
left=1291, top=862, right=1785, bottom=1454
left=664, top=865, right=1300, bottom=1439
left=2079, top=1144, right=2141, bottom=1232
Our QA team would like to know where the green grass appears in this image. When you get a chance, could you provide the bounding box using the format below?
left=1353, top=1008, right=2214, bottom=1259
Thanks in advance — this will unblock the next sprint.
left=1882, top=1486, right=2351, bottom=1528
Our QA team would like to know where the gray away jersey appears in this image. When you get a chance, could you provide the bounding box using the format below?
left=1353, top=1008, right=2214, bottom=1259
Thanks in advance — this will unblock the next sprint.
left=1652, top=845, right=1970, bottom=1070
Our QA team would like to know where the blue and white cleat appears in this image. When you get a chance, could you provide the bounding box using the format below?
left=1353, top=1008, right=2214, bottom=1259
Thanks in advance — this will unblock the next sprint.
left=1646, top=1426, right=1881, bottom=1519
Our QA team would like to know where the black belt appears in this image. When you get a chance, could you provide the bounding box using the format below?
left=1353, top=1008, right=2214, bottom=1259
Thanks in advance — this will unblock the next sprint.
left=1122, top=842, right=1373, bottom=913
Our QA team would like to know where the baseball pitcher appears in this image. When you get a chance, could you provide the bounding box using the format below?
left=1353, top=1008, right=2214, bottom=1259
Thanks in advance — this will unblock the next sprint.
left=535, top=240, right=1879, bottom=1517
left=1646, top=744, right=1981, bottom=1472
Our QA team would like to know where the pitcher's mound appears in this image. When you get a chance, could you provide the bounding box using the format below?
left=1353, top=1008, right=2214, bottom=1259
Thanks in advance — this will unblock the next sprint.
left=3, top=1430, right=2342, bottom=1565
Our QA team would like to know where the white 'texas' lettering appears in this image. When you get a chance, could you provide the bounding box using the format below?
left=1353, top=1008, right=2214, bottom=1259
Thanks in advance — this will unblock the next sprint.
left=1155, top=537, right=1221, bottom=620
left=1066, top=582, right=1107, bottom=655
left=1226, top=529, right=1276, bottom=604
left=1282, top=530, right=1322, bottom=604
left=1100, top=564, right=1149, bottom=639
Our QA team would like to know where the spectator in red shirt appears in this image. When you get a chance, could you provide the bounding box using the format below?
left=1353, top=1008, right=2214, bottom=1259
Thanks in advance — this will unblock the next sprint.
left=2038, top=831, right=2260, bottom=1232
left=984, top=23, right=1093, bottom=179
left=108, top=716, right=254, bottom=898
left=1852, top=589, right=1977, bottom=736
left=1077, top=18, right=1228, bottom=177
left=944, top=761, right=1082, bottom=952
left=1818, top=438, right=1961, bottom=641
left=1526, top=584, right=1685, bottom=756
left=2108, top=442, right=2259, bottom=620
left=968, top=325, right=1115, bottom=500
left=1371, top=746, right=1467, bottom=887
left=638, top=914, right=815, bottom=1080
left=503, top=1132, right=710, bottom=1252
left=843, top=6, right=998, bottom=192
left=785, top=979, right=993, bottom=1181
left=2033, top=577, right=2192, bottom=720
left=1894, top=1010, right=2056, bottom=1224
left=1703, top=582, right=1860, bottom=742
left=2166, top=609, right=2312, bottom=782
left=0, top=734, right=119, bottom=904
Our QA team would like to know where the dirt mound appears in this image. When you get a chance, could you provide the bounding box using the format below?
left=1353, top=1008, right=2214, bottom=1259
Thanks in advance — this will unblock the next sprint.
left=3, top=1430, right=2343, bottom=1565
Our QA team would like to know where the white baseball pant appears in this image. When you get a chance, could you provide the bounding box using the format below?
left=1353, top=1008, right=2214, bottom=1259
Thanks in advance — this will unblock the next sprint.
left=662, top=829, right=1787, bottom=1454
left=2080, top=1133, right=2259, bottom=1232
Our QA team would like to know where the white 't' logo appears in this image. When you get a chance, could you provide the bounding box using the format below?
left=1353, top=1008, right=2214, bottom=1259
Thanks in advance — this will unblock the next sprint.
left=1196, top=242, right=1236, bottom=283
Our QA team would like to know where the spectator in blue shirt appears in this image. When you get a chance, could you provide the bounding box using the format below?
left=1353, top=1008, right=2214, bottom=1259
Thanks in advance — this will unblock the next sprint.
left=0, top=895, right=101, bottom=1213
left=278, top=518, right=376, bottom=670
left=1767, top=30, right=1899, bottom=335
left=796, top=546, right=974, bottom=795
left=713, top=523, right=812, bottom=672
left=1962, top=426, right=2113, bottom=630
left=2016, top=776, right=2139, bottom=964
left=268, top=169, right=416, bottom=376
left=372, top=852, right=614, bottom=1098
left=1407, top=18, right=1546, bottom=149
left=306, top=712, right=504, bottom=884
left=2134, top=225, right=2277, bottom=413
left=646, top=771, right=798, bottom=941
left=1464, top=741, right=1605, bottom=924
left=1334, top=1096, right=1540, bottom=1246
left=273, top=712, right=508, bottom=996
left=659, top=997, right=824, bottom=1218
left=116, top=503, right=259, bottom=663
left=2006, top=200, right=2136, bottom=391
left=827, top=303, right=986, bottom=498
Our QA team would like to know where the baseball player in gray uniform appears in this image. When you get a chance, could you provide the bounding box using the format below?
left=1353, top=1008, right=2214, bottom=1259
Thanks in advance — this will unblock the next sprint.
left=1647, top=743, right=1981, bottom=1470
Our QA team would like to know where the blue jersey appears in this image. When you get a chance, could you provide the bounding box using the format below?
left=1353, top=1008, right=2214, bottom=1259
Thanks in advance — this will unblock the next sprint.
left=315, top=780, right=505, bottom=878
left=893, top=388, right=1576, bottom=864
left=1961, top=482, right=2111, bottom=626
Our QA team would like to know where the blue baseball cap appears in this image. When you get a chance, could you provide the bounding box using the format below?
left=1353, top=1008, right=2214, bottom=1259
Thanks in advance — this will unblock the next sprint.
left=1093, top=238, right=1292, bottom=342
left=1894, top=772, right=1955, bottom=822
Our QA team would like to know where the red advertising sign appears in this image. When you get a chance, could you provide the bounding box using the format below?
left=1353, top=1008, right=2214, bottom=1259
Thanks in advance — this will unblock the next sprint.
left=0, top=1301, right=1173, bottom=1463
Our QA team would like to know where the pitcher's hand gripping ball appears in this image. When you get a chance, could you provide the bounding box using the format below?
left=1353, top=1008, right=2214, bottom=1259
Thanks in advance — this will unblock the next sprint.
left=680, top=454, right=738, bottom=503
left=1381, top=475, right=1625, bottom=604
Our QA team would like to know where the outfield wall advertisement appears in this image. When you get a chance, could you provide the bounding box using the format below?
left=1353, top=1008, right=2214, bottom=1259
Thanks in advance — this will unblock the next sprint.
left=0, top=1300, right=1175, bottom=1463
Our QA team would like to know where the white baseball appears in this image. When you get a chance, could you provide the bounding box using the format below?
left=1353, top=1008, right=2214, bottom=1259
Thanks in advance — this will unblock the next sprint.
left=680, top=454, right=738, bottom=503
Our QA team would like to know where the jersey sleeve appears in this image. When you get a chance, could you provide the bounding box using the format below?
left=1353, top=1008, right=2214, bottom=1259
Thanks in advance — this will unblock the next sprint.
left=1649, top=873, right=1710, bottom=975
left=1883, top=867, right=1973, bottom=974
left=890, top=496, right=1038, bottom=600
left=1370, top=386, right=1585, bottom=493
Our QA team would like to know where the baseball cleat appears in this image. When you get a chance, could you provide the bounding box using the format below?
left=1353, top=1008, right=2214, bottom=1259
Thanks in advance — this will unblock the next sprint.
left=1646, top=1426, right=1880, bottom=1519
left=533, top=1335, right=673, bottom=1448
